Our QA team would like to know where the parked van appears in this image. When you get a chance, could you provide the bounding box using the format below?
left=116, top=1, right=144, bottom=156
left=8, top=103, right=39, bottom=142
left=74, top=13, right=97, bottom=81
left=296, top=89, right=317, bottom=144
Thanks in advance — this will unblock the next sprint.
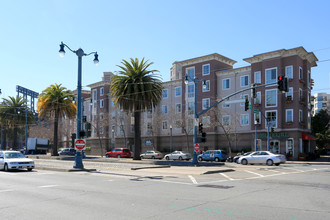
left=197, top=150, right=227, bottom=162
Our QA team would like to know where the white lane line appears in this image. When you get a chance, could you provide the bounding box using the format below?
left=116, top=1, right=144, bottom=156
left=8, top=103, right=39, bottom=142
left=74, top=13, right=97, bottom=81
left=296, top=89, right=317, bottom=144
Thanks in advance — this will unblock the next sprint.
left=0, top=189, right=14, bottom=193
left=148, top=179, right=193, bottom=185
left=267, top=169, right=280, bottom=173
left=0, top=172, right=17, bottom=176
left=38, top=185, right=59, bottom=188
left=283, top=167, right=305, bottom=173
left=107, top=179, right=114, bottom=182
left=245, top=170, right=264, bottom=177
left=219, top=173, right=235, bottom=181
left=188, top=175, right=198, bottom=184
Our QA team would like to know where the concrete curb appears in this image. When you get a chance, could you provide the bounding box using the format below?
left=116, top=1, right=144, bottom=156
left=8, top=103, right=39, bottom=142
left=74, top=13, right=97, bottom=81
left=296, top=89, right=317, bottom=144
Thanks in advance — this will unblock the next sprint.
left=131, top=165, right=171, bottom=170
left=202, top=169, right=235, bottom=175
left=35, top=166, right=97, bottom=172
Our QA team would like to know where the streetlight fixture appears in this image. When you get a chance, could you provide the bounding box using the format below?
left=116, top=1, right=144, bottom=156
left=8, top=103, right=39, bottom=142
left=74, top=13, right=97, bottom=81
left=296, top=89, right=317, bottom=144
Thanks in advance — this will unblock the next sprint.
left=184, top=75, right=206, bottom=165
left=59, top=41, right=99, bottom=169
left=170, top=125, right=172, bottom=153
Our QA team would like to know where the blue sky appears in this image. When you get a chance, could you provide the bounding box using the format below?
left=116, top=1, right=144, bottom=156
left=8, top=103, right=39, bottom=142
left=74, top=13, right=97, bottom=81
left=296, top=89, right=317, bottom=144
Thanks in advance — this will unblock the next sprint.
left=0, top=0, right=329, bottom=102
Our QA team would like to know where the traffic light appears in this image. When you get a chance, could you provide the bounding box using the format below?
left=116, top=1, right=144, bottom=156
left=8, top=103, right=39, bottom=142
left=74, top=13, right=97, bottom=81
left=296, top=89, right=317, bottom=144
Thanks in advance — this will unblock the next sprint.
left=271, top=127, right=275, bottom=133
left=244, top=98, right=249, bottom=111
left=85, top=122, right=91, bottom=137
left=283, top=76, right=289, bottom=92
left=201, top=132, right=206, bottom=142
left=278, top=76, right=284, bottom=91
left=251, top=84, right=257, bottom=98
left=79, top=130, right=86, bottom=138
left=199, top=123, right=203, bottom=134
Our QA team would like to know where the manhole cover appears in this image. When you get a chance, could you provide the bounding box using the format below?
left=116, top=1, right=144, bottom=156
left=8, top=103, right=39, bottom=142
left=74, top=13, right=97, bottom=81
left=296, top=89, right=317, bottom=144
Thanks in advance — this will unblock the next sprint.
left=197, top=184, right=234, bottom=189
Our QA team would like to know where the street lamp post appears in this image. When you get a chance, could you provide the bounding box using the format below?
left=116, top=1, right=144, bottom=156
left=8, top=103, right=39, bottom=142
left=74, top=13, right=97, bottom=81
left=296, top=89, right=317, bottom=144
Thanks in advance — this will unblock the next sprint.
left=254, top=120, right=258, bottom=151
left=25, top=109, right=28, bottom=155
left=170, top=125, right=172, bottom=153
left=59, top=42, right=99, bottom=169
left=184, top=75, right=206, bottom=166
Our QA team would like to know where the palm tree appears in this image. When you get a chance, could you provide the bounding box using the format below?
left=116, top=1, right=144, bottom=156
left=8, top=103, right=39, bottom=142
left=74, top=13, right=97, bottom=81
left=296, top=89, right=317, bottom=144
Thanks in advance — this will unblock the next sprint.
left=0, top=96, right=35, bottom=150
left=37, top=84, right=76, bottom=156
left=110, top=58, right=163, bottom=160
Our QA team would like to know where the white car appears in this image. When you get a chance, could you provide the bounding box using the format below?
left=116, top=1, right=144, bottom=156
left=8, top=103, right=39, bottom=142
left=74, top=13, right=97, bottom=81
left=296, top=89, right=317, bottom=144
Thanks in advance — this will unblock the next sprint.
left=0, top=151, right=35, bottom=171
left=238, top=151, right=286, bottom=166
left=164, top=151, right=191, bottom=161
left=140, top=151, right=164, bottom=159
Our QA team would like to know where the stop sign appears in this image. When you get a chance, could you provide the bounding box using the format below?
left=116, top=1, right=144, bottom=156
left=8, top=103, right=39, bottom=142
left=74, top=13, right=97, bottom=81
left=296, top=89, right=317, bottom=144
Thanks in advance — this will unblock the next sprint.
left=194, top=143, right=199, bottom=152
left=75, top=139, right=86, bottom=150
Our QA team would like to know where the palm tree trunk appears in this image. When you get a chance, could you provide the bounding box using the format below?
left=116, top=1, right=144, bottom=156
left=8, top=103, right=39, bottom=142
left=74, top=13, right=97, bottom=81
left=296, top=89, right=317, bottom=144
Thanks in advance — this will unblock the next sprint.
left=133, top=111, right=141, bottom=160
left=52, top=109, right=59, bottom=156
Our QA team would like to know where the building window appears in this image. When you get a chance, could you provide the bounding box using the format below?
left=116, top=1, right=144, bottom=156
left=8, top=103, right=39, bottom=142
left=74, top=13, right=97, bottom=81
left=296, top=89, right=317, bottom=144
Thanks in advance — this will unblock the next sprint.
left=175, top=103, right=181, bottom=113
left=100, top=87, right=104, bottom=96
left=287, top=138, right=294, bottom=156
left=175, top=87, right=181, bottom=96
left=254, top=92, right=261, bottom=104
left=202, top=116, right=210, bottom=127
left=222, top=115, right=230, bottom=126
left=241, top=94, right=249, bottom=106
left=285, top=66, right=293, bottom=79
left=266, top=110, right=277, bottom=128
left=187, top=67, right=195, bottom=82
left=202, top=98, right=210, bottom=110
left=299, top=88, right=303, bottom=101
left=286, top=109, right=293, bottom=122
left=254, top=112, right=261, bottom=124
left=93, top=90, right=97, bottom=100
left=100, top=99, right=104, bottom=108
left=147, top=109, right=152, bottom=118
left=254, top=71, right=261, bottom=84
left=265, top=67, right=277, bottom=85
left=223, top=79, right=230, bottom=90
left=240, top=114, right=249, bottom=126
left=299, top=109, right=303, bottom=122
left=100, top=126, right=104, bottom=134
left=188, top=84, right=194, bottom=98
left=162, top=121, right=168, bottom=130
left=265, top=89, right=277, bottom=107
left=299, top=67, right=303, bottom=80
left=223, top=103, right=230, bottom=108
left=241, top=75, right=249, bottom=87
left=111, top=99, right=115, bottom=106
left=202, top=80, right=210, bottom=92
left=147, top=122, right=152, bottom=135
left=162, top=89, right=168, bottom=98
left=188, top=102, right=194, bottom=115
left=286, top=88, right=293, bottom=101
left=162, top=105, right=168, bottom=114
left=202, top=64, right=210, bottom=75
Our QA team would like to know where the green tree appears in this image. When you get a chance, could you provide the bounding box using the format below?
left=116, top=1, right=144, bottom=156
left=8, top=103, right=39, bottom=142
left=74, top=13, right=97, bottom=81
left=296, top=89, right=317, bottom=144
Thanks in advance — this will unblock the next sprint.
left=110, top=58, right=162, bottom=160
left=0, top=96, right=35, bottom=150
left=37, top=84, right=76, bottom=156
left=311, top=109, right=329, bottom=134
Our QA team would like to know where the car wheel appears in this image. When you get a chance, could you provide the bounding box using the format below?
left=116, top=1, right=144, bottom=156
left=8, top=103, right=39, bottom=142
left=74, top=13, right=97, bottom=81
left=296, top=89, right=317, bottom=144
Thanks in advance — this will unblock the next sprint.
left=179, top=156, right=183, bottom=160
left=215, top=157, right=220, bottom=162
left=227, top=158, right=233, bottom=163
left=152, top=156, right=155, bottom=159
left=165, top=156, right=170, bottom=160
left=4, top=163, right=9, bottom=171
left=267, top=159, right=274, bottom=166
left=27, top=168, right=33, bottom=171
left=241, top=159, right=248, bottom=165
left=141, top=156, right=144, bottom=159
left=275, top=163, right=280, bottom=166
left=198, top=157, right=203, bottom=162
left=106, top=154, right=109, bottom=158
left=117, top=155, right=121, bottom=158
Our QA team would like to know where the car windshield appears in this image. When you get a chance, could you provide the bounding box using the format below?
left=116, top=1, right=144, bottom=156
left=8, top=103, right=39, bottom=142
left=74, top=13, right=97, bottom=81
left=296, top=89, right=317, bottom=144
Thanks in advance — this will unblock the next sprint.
left=5, top=152, right=26, bottom=159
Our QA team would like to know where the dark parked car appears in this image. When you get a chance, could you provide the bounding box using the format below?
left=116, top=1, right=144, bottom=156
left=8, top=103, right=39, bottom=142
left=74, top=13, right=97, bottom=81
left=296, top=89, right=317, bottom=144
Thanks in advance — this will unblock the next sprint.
left=58, top=148, right=76, bottom=156
left=105, top=148, right=131, bottom=158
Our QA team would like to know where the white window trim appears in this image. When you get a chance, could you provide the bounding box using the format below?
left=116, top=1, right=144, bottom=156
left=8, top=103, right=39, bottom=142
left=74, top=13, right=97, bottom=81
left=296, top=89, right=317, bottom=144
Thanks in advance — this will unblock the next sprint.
left=254, top=112, right=261, bottom=124
left=299, top=109, right=303, bottom=122
left=202, top=98, right=210, bottom=110
left=286, top=138, right=294, bottom=156
left=202, top=80, right=210, bottom=92
left=265, top=110, right=277, bottom=128
left=240, top=75, right=249, bottom=87
left=162, top=105, right=168, bottom=114
left=286, top=109, right=293, bottom=122
left=175, top=87, right=181, bottom=97
left=202, top=64, right=210, bottom=76
left=100, top=99, right=104, bottom=108
left=222, top=78, right=230, bottom=90
left=265, top=67, right=278, bottom=85
left=299, top=66, right=303, bottom=80
left=186, top=67, right=195, bottom=82
left=222, top=115, right=231, bottom=126
left=254, top=71, right=261, bottom=84
left=240, top=114, right=249, bottom=126
left=265, top=89, right=278, bottom=108
left=285, top=65, right=293, bottom=79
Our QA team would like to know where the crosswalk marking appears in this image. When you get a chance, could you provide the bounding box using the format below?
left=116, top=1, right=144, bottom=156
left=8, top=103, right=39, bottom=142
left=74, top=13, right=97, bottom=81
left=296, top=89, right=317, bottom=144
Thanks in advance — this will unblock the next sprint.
left=38, top=185, right=59, bottom=188
left=219, top=173, right=235, bottom=181
left=244, top=170, right=264, bottom=177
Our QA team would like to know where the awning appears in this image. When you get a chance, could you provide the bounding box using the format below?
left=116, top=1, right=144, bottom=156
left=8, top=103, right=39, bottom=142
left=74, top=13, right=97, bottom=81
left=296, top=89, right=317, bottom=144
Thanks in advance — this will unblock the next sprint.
left=302, top=132, right=316, bottom=141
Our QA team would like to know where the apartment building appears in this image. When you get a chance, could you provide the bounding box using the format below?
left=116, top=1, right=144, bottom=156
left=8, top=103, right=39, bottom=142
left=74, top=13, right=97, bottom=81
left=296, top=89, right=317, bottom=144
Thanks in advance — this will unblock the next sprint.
left=311, top=93, right=330, bottom=116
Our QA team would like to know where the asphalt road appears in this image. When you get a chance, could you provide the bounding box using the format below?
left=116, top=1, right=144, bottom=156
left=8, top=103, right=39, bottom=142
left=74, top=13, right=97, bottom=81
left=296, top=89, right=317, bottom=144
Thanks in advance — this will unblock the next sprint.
left=0, top=163, right=329, bottom=220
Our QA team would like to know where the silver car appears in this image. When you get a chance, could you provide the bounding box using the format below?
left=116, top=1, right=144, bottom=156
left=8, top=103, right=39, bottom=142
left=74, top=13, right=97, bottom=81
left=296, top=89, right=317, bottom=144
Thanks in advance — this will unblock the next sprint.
left=0, top=151, right=35, bottom=171
left=140, top=151, right=163, bottom=159
left=238, top=151, right=286, bottom=166
left=164, top=151, right=191, bottom=161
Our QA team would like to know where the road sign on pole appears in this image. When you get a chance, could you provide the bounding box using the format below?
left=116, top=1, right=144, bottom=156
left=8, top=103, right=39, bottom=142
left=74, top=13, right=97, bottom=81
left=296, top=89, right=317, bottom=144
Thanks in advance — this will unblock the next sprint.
left=253, top=109, right=260, bottom=113
left=194, top=143, right=200, bottom=152
left=75, top=139, right=86, bottom=151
